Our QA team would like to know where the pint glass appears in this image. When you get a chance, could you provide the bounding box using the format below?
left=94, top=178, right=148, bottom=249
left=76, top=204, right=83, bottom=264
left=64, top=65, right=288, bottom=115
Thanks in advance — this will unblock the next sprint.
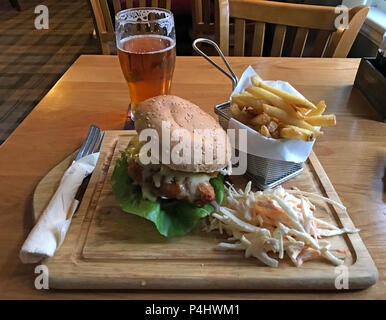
left=116, top=8, right=176, bottom=117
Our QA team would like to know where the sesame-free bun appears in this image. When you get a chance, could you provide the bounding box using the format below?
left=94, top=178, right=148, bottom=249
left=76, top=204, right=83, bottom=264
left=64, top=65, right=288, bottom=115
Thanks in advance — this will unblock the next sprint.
left=135, top=95, right=231, bottom=173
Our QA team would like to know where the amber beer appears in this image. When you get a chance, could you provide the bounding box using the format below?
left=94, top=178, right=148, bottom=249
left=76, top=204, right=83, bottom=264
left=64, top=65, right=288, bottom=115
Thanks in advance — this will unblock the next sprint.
left=117, top=35, right=176, bottom=113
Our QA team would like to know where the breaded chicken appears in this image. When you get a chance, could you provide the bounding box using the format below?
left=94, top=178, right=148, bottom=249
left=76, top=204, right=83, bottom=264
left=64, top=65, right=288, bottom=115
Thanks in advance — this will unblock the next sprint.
left=127, top=160, right=215, bottom=206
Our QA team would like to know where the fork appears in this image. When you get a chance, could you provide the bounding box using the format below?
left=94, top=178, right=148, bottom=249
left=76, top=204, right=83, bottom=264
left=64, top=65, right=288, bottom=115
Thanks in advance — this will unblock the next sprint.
left=74, top=125, right=102, bottom=162
left=72, top=126, right=104, bottom=212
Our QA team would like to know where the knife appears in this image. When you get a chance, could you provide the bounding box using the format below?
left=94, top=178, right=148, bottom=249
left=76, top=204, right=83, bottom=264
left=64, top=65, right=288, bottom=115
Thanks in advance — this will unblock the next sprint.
left=73, top=130, right=105, bottom=213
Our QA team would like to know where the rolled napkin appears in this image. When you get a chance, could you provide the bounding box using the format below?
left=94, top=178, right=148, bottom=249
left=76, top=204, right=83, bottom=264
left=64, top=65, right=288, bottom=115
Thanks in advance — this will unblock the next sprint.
left=20, top=153, right=100, bottom=264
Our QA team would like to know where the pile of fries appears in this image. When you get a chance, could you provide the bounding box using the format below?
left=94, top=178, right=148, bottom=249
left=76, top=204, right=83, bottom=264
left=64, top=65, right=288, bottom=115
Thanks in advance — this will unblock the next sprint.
left=230, top=75, right=336, bottom=141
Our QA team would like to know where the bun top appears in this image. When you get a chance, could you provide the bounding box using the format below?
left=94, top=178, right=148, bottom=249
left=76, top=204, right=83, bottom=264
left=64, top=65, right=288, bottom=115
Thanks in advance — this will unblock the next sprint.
left=134, top=95, right=231, bottom=173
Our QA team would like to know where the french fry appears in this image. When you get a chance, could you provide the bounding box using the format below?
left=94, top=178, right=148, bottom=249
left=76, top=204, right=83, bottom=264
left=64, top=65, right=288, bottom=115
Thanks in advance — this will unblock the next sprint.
left=262, top=104, right=322, bottom=137
left=306, top=100, right=327, bottom=117
left=245, top=86, right=265, bottom=99
left=246, top=86, right=300, bottom=119
left=305, top=114, right=336, bottom=126
left=287, top=104, right=308, bottom=120
left=251, top=75, right=263, bottom=87
left=293, top=105, right=312, bottom=118
left=229, top=103, right=240, bottom=116
left=257, top=82, right=317, bottom=110
left=295, top=105, right=311, bottom=115
left=231, top=92, right=264, bottom=113
left=260, top=125, right=271, bottom=138
left=230, top=103, right=250, bottom=124
left=250, top=113, right=271, bottom=126
left=286, top=125, right=317, bottom=136
left=283, top=125, right=316, bottom=141
left=250, top=124, right=262, bottom=132
left=245, top=106, right=259, bottom=116
left=271, top=130, right=280, bottom=139
left=267, top=120, right=279, bottom=133
left=296, top=111, right=306, bottom=119
left=280, top=127, right=315, bottom=142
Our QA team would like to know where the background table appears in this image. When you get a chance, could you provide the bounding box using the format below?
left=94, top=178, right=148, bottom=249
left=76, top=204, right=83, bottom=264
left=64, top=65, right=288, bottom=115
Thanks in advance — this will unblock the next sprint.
left=0, top=56, right=385, bottom=299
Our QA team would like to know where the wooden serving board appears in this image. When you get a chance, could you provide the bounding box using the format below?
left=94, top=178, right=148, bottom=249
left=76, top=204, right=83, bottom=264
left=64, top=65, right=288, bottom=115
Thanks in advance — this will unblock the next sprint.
left=34, top=130, right=378, bottom=290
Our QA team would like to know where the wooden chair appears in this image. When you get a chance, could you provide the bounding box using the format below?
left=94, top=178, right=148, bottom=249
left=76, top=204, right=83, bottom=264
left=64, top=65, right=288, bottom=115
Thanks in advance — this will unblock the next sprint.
left=217, top=0, right=369, bottom=57
left=88, top=0, right=172, bottom=54
left=191, top=0, right=259, bottom=56
left=192, top=0, right=216, bottom=40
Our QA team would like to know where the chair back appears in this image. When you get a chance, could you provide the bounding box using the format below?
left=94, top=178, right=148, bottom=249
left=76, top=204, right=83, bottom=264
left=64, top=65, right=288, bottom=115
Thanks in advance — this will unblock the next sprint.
left=192, top=0, right=216, bottom=39
left=217, top=0, right=369, bottom=57
left=88, top=0, right=172, bottom=54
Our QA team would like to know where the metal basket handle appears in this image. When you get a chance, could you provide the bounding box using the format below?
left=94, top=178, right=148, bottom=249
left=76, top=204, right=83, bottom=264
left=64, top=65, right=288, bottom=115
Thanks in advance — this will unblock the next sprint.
left=192, top=38, right=238, bottom=90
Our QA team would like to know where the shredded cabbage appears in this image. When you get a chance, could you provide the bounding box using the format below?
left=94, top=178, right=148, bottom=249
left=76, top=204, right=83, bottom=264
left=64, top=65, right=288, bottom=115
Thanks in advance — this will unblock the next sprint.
left=207, top=184, right=358, bottom=267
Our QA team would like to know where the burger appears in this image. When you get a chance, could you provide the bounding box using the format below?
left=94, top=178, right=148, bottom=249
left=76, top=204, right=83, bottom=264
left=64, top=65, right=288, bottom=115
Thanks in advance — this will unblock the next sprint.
left=111, top=95, right=232, bottom=237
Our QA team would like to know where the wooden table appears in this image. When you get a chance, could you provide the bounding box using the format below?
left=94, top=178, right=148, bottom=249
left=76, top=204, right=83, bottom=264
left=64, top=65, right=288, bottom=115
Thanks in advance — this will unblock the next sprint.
left=0, top=56, right=385, bottom=299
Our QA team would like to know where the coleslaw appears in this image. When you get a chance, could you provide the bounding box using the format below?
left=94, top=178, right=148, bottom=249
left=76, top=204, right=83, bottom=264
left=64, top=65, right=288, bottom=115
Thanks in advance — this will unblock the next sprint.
left=204, top=182, right=359, bottom=267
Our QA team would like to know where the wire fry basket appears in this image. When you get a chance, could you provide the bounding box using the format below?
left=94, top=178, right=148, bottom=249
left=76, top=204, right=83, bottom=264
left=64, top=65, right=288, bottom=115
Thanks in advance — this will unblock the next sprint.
left=193, top=38, right=303, bottom=189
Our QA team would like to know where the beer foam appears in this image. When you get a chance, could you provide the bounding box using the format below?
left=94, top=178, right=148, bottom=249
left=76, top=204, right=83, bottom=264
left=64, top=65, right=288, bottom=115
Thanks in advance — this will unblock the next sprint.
left=116, top=8, right=174, bottom=35
left=118, top=35, right=176, bottom=54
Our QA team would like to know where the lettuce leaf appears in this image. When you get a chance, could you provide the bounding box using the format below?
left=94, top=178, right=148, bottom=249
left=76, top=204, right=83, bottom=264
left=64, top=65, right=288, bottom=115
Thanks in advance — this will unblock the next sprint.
left=110, top=152, right=224, bottom=237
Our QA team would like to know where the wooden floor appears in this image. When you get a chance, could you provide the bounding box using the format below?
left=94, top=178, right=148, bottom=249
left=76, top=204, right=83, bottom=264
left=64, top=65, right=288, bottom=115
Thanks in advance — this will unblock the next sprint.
left=0, top=0, right=100, bottom=145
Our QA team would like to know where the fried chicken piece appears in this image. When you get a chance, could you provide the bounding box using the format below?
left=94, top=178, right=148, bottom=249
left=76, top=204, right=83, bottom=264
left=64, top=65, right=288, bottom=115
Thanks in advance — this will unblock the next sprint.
left=127, top=160, right=215, bottom=206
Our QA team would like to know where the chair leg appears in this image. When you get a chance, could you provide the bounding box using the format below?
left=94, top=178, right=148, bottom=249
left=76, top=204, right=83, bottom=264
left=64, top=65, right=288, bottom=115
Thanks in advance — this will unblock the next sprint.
left=9, top=0, right=21, bottom=11
left=101, top=41, right=110, bottom=55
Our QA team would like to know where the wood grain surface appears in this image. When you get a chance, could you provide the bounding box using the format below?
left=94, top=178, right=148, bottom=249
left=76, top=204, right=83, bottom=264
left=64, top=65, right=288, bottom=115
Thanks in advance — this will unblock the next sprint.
left=33, top=131, right=377, bottom=290
left=0, top=56, right=385, bottom=298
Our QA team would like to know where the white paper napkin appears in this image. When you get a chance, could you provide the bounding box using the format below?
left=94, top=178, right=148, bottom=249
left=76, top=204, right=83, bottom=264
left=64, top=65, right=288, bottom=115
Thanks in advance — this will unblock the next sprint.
left=20, top=152, right=100, bottom=264
left=228, top=66, right=317, bottom=163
